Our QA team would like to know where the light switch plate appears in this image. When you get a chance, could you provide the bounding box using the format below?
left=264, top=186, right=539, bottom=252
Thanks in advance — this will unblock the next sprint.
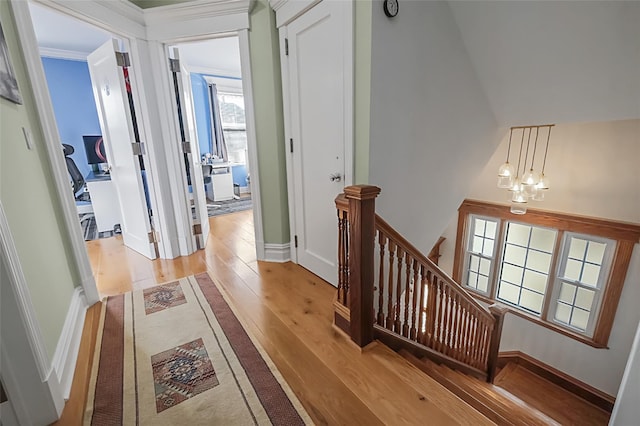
left=22, top=127, right=34, bottom=150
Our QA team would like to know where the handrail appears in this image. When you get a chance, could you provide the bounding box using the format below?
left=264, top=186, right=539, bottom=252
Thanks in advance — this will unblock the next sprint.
left=334, top=186, right=506, bottom=381
left=374, top=214, right=493, bottom=320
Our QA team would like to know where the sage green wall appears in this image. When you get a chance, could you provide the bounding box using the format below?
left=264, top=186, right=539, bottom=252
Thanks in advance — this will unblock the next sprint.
left=1, top=2, right=77, bottom=357
left=247, top=0, right=289, bottom=244
left=354, top=0, right=372, bottom=184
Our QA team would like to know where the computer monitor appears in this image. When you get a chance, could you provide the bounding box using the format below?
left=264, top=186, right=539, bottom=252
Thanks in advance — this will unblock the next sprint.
left=83, top=135, right=108, bottom=165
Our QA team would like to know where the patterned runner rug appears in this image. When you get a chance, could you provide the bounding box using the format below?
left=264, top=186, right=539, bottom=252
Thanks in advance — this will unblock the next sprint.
left=85, top=273, right=311, bottom=425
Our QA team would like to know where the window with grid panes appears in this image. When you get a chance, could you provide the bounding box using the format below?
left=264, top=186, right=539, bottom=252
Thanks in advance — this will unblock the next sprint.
left=497, top=223, right=556, bottom=314
left=464, top=216, right=498, bottom=294
left=552, top=234, right=613, bottom=334
left=454, top=200, right=639, bottom=347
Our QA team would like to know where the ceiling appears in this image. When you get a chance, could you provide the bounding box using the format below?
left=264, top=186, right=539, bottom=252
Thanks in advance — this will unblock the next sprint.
left=29, top=2, right=241, bottom=76
left=449, top=1, right=640, bottom=125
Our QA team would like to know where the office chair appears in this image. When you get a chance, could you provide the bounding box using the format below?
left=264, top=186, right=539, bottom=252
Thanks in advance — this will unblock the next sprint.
left=62, top=144, right=91, bottom=202
left=62, top=144, right=94, bottom=235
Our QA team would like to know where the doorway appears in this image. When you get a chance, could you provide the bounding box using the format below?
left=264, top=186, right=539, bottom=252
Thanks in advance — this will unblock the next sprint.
left=27, top=3, right=160, bottom=288
left=169, top=37, right=254, bottom=230
left=279, top=0, right=354, bottom=286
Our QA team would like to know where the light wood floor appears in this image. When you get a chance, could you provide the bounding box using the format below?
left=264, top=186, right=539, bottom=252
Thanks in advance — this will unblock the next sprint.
left=56, top=210, right=492, bottom=425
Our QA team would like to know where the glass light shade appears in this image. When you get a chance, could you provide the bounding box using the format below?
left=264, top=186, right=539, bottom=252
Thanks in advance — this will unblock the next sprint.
left=532, top=189, right=545, bottom=201
left=523, top=183, right=537, bottom=198
left=536, top=174, right=550, bottom=190
left=497, top=175, right=515, bottom=189
left=509, top=180, right=523, bottom=192
left=521, top=169, right=540, bottom=186
left=510, top=203, right=527, bottom=215
left=497, top=162, right=516, bottom=189
left=511, top=189, right=528, bottom=204
left=498, top=162, right=515, bottom=177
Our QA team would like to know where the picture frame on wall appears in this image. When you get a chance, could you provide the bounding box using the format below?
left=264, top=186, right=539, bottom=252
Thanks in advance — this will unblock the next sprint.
left=0, top=20, right=23, bottom=105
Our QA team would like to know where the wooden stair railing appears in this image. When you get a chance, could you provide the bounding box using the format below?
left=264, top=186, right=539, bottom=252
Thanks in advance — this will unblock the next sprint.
left=334, top=186, right=507, bottom=382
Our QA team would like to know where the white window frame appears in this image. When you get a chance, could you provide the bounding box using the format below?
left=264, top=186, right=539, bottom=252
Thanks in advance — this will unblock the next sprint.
left=494, top=221, right=558, bottom=316
left=549, top=232, right=616, bottom=336
left=462, top=215, right=499, bottom=296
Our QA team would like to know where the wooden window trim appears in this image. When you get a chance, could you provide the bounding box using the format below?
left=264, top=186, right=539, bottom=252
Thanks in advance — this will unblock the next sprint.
left=453, top=199, right=640, bottom=348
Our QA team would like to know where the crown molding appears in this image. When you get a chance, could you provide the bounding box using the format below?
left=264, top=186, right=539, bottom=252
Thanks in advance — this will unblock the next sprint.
left=268, top=0, right=321, bottom=28
left=144, top=0, right=255, bottom=41
left=34, top=0, right=146, bottom=39
left=188, top=65, right=241, bottom=79
left=39, top=47, right=88, bottom=61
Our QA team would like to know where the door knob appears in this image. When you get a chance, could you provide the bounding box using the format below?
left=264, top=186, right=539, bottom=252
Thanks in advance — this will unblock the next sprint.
left=329, top=173, right=342, bottom=182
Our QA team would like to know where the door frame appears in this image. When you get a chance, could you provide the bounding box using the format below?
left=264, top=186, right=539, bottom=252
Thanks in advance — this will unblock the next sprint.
left=8, top=0, right=147, bottom=304
left=145, top=6, right=265, bottom=260
left=275, top=0, right=354, bottom=263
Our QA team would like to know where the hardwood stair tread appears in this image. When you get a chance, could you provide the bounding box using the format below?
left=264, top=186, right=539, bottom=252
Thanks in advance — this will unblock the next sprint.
left=493, top=363, right=610, bottom=426
left=399, top=350, right=559, bottom=426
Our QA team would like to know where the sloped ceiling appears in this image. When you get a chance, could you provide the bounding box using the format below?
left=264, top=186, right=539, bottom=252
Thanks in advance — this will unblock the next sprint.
left=449, top=1, right=640, bottom=126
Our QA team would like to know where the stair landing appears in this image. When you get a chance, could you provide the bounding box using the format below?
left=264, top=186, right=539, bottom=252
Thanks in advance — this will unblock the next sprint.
left=401, top=350, right=610, bottom=425
left=494, top=363, right=610, bottom=425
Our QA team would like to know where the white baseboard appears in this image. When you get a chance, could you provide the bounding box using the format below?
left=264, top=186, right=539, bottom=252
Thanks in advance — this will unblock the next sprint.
left=51, top=287, right=88, bottom=400
left=263, top=243, right=291, bottom=263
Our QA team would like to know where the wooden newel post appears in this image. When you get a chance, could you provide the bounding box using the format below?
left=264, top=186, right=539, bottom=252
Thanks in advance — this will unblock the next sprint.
left=487, top=304, right=508, bottom=383
left=344, top=185, right=381, bottom=347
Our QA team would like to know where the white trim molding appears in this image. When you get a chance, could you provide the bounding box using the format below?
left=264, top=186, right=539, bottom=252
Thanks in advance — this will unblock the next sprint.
left=0, top=202, right=51, bottom=382
left=34, top=0, right=146, bottom=39
left=144, top=0, right=255, bottom=41
left=51, top=287, right=88, bottom=400
left=39, top=46, right=88, bottom=61
left=10, top=0, right=100, bottom=304
left=269, top=0, right=321, bottom=28
left=0, top=201, right=64, bottom=422
left=264, top=243, right=292, bottom=263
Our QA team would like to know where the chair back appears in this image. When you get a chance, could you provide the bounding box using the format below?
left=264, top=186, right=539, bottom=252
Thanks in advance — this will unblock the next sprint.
left=62, top=144, right=85, bottom=196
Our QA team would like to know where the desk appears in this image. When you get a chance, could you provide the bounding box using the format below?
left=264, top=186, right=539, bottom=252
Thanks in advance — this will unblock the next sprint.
left=86, top=172, right=122, bottom=233
left=205, top=163, right=234, bottom=202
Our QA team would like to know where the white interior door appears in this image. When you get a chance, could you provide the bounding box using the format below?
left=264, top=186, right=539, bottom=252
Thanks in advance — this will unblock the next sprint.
left=88, top=39, right=156, bottom=259
left=286, top=0, right=352, bottom=286
left=170, top=48, right=209, bottom=248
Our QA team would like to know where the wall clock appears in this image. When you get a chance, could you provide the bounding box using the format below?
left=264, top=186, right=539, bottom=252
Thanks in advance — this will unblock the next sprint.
left=383, top=0, right=399, bottom=18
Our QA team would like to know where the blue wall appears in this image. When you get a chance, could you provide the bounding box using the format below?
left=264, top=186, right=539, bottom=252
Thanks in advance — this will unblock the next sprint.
left=41, top=57, right=102, bottom=179
left=231, top=164, right=248, bottom=187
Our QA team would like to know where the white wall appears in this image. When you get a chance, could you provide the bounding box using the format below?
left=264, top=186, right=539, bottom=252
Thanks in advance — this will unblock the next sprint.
left=440, top=119, right=640, bottom=396
left=449, top=1, right=640, bottom=126
left=368, top=0, right=498, bottom=255
left=611, top=321, right=640, bottom=425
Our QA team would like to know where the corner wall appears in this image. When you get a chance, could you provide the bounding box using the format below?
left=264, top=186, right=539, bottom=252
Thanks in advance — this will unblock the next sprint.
left=368, top=0, right=498, bottom=254
left=247, top=0, right=289, bottom=244
left=1, top=2, right=77, bottom=358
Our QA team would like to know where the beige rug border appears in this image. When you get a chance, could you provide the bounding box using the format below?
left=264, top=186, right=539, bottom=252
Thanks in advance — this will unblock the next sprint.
left=83, top=275, right=314, bottom=425
left=189, top=273, right=314, bottom=425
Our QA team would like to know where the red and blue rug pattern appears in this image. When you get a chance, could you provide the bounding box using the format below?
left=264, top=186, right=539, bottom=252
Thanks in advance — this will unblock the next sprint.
left=143, top=282, right=186, bottom=315
left=151, top=338, right=219, bottom=413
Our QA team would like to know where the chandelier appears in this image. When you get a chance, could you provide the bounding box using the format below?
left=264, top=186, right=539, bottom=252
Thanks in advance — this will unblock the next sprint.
left=497, top=124, right=554, bottom=215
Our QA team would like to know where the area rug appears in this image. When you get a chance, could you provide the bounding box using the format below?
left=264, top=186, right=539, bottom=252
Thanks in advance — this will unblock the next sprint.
left=84, top=273, right=311, bottom=425
left=207, top=198, right=253, bottom=217
left=79, top=215, right=114, bottom=241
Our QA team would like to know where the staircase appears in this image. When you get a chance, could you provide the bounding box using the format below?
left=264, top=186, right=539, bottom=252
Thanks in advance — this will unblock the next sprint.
left=333, top=185, right=611, bottom=425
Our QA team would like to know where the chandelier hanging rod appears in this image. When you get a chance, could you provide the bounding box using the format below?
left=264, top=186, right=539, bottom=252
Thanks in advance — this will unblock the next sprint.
left=510, top=124, right=555, bottom=130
